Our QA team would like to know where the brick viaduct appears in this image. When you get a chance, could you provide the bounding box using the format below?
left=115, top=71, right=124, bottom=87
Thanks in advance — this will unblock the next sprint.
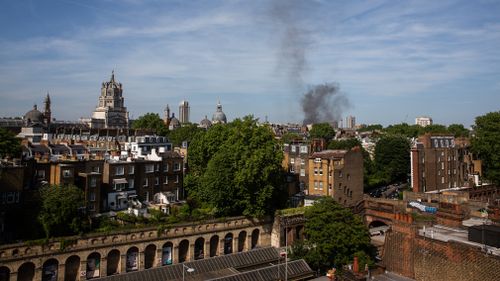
left=0, top=217, right=272, bottom=281
left=0, top=197, right=402, bottom=281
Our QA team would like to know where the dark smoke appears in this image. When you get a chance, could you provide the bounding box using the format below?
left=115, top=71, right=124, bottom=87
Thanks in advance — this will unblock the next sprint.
left=302, top=83, right=349, bottom=125
left=270, top=0, right=350, bottom=124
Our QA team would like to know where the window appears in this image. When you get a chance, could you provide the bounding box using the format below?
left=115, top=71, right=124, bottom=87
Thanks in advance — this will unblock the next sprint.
left=90, top=177, right=97, bottom=187
left=145, top=164, right=154, bottom=173
left=37, top=170, right=45, bottom=179
left=347, top=174, right=351, bottom=181
left=155, top=164, right=159, bottom=171
left=441, top=177, right=445, bottom=184
left=174, top=162, right=181, bottom=171
left=164, top=176, right=168, bottom=184
left=314, top=168, right=318, bottom=175
left=291, top=146, right=296, bottom=153
left=155, top=177, right=159, bottom=186
left=441, top=162, right=444, bottom=170
left=339, top=170, right=343, bottom=178
left=164, top=163, right=169, bottom=172
left=314, top=158, right=321, bottom=163
left=314, top=181, right=318, bottom=189
left=92, top=166, right=100, bottom=173
left=300, top=169, right=305, bottom=177
left=129, top=179, right=134, bottom=189
left=300, top=146, right=308, bottom=153
left=143, top=178, right=149, bottom=187
left=63, top=169, right=72, bottom=178
left=90, top=192, right=96, bottom=202
left=319, top=169, right=323, bottom=175
left=129, top=166, right=134, bottom=174
left=290, top=158, right=295, bottom=164
left=301, top=159, right=305, bottom=165
left=175, top=175, right=179, bottom=183
left=319, top=182, right=323, bottom=190
left=115, top=166, right=124, bottom=175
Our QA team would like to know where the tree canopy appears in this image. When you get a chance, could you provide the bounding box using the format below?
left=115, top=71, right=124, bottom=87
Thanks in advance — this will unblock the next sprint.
left=0, top=128, right=21, bottom=159
left=167, top=123, right=202, bottom=147
left=471, top=111, right=500, bottom=185
left=185, top=116, right=287, bottom=217
left=372, top=135, right=410, bottom=185
left=447, top=123, right=469, bottom=137
left=38, top=184, right=88, bottom=238
left=290, top=197, right=374, bottom=272
left=131, top=113, right=168, bottom=136
left=309, top=123, right=335, bottom=141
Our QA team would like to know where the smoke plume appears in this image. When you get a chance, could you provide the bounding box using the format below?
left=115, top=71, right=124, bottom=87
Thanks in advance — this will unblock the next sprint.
left=270, top=0, right=350, bottom=124
left=302, top=83, right=349, bottom=125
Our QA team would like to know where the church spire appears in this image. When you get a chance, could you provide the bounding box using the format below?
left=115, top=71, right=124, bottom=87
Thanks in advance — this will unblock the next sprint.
left=110, top=69, right=115, bottom=83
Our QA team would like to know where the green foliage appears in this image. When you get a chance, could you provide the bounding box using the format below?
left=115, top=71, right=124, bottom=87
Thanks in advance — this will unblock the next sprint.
left=373, top=135, right=410, bottom=184
left=328, top=138, right=361, bottom=150
left=384, top=123, right=423, bottom=138
left=447, top=123, right=469, bottom=137
left=38, top=185, right=87, bottom=238
left=291, top=197, right=374, bottom=273
left=309, top=123, right=335, bottom=141
left=168, top=123, right=202, bottom=147
left=471, top=111, right=500, bottom=185
left=131, top=113, right=168, bottom=136
left=358, top=124, right=383, bottom=132
left=280, top=132, right=301, bottom=143
left=0, top=128, right=21, bottom=158
left=422, top=124, right=448, bottom=134
left=186, top=116, right=287, bottom=217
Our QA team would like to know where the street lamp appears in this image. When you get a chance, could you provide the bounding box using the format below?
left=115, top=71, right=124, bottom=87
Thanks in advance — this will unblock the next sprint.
left=182, top=264, right=195, bottom=281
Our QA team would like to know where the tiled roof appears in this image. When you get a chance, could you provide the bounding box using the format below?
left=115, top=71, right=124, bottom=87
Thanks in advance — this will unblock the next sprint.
left=310, top=149, right=348, bottom=159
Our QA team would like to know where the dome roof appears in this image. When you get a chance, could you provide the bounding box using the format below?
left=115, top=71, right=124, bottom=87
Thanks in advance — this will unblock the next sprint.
left=24, top=104, right=44, bottom=125
left=200, top=116, right=212, bottom=128
left=212, top=101, right=227, bottom=124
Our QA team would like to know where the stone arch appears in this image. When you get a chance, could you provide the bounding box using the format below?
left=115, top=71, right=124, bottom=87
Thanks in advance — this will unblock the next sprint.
left=237, top=231, right=247, bottom=252
left=251, top=229, right=260, bottom=249
left=0, top=266, right=10, bottom=281
left=209, top=235, right=219, bottom=257
left=17, top=262, right=35, bottom=281
left=42, top=258, right=59, bottom=281
left=144, top=244, right=156, bottom=269
left=126, top=247, right=139, bottom=272
left=194, top=237, right=204, bottom=260
left=224, top=233, right=233, bottom=255
left=368, top=220, right=389, bottom=229
left=106, top=249, right=120, bottom=276
left=178, top=239, right=189, bottom=263
left=161, top=242, right=173, bottom=265
left=64, top=255, right=80, bottom=281
left=86, top=252, right=101, bottom=279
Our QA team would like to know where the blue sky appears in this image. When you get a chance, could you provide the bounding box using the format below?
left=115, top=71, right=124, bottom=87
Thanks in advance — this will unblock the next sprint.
left=0, top=0, right=499, bottom=127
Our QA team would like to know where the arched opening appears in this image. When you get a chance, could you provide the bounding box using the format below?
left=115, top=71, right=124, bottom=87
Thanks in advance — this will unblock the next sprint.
left=251, top=229, right=259, bottom=249
left=162, top=242, right=173, bottom=265
left=0, top=266, right=10, bottom=281
left=178, top=240, right=189, bottom=263
left=194, top=238, right=205, bottom=260
left=86, top=252, right=101, bottom=279
left=209, top=235, right=219, bottom=257
left=368, top=220, right=389, bottom=236
left=224, top=233, right=233, bottom=255
left=238, top=231, right=247, bottom=252
left=144, top=244, right=156, bottom=269
left=17, top=262, right=35, bottom=281
left=42, top=259, right=59, bottom=281
left=106, top=250, right=120, bottom=275
left=64, top=255, right=80, bottom=281
left=126, top=247, right=139, bottom=272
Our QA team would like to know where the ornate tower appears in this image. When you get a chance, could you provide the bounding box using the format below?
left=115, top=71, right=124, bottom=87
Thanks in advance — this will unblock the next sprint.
left=164, top=104, right=171, bottom=127
left=43, top=92, right=51, bottom=126
left=90, top=71, right=129, bottom=129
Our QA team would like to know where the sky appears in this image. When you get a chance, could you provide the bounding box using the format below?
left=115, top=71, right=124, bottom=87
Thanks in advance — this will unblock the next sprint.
left=0, top=0, right=499, bottom=127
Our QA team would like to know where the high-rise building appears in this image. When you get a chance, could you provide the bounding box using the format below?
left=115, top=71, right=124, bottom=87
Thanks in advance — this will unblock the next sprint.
left=90, top=71, right=129, bottom=129
left=179, top=100, right=190, bottom=124
left=415, top=116, right=433, bottom=127
left=346, top=115, right=356, bottom=129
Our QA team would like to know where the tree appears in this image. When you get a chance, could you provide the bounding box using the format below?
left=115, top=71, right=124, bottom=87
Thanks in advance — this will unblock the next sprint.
left=280, top=132, right=302, bottom=143
left=167, top=123, right=202, bottom=147
left=290, top=197, right=374, bottom=273
left=358, top=124, right=383, bottom=132
left=38, top=185, right=87, bottom=238
left=471, top=111, right=500, bottom=185
left=309, top=123, right=335, bottom=141
left=422, top=124, right=448, bottom=134
left=185, top=116, right=287, bottom=217
left=131, top=113, right=168, bottom=135
left=373, top=135, right=410, bottom=184
left=384, top=123, right=423, bottom=138
left=447, top=123, right=469, bottom=137
left=0, top=128, right=21, bottom=159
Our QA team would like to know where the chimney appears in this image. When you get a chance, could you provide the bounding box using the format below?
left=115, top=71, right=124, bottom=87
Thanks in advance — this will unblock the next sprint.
left=353, top=256, right=359, bottom=273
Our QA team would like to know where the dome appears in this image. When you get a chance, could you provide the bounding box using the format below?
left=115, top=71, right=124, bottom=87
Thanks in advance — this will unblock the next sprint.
left=212, top=101, right=227, bottom=124
left=24, top=104, right=44, bottom=126
left=199, top=115, right=212, bottom=129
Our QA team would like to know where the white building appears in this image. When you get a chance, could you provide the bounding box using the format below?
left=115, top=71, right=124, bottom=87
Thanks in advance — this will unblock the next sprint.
left=124, top=135, right=172, bottom=160
left=415, top=116, right=433, bottom=127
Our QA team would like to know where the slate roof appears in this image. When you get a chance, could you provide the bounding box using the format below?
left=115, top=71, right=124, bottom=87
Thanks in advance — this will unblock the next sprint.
left=94, top=247, right=313, bottom=281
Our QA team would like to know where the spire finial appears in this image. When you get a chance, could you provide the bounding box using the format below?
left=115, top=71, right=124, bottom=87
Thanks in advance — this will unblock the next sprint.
left=111, top=69, right=115, bottom=82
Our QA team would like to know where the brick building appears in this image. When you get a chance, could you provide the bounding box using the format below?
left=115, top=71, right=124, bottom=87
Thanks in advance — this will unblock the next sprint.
left=307, top=147, right=363, bottom=207
left=411, top=134, right=481, bottom=193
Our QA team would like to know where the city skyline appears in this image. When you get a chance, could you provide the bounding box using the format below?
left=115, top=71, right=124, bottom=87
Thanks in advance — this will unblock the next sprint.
left=1, top=0, right=500, bottom=127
